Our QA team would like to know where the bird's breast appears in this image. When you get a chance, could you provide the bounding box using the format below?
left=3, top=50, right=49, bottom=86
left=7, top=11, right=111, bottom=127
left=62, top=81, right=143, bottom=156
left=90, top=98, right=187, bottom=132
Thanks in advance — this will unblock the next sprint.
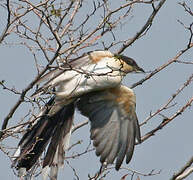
left=109, top=86, right=136, bottom=114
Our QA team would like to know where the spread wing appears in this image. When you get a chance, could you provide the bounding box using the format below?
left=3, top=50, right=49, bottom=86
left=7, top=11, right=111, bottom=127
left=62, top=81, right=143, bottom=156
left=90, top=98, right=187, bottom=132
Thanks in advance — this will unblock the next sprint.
left=77, top=85, right=141, bottom=170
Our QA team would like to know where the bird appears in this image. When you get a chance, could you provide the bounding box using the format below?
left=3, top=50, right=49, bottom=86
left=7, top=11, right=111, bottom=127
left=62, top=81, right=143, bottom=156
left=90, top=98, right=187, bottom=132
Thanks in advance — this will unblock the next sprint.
left=12, top=50, right=144, bottom=179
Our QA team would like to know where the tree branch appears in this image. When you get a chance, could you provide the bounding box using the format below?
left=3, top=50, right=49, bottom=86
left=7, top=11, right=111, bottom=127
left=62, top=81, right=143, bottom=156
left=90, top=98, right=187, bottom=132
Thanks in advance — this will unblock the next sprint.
left=170, top=156, right=193, bottom=180
left=131, top=43, right=193, bottom=89
left=0, top=46, right=62, bottom=140
left=0, top=0, right=11, bottom=43
left=141, top=96, right=193, bottom=143
left=117, top=0, right=167, bottom=54
left=140, top=73, right=193, bottom=126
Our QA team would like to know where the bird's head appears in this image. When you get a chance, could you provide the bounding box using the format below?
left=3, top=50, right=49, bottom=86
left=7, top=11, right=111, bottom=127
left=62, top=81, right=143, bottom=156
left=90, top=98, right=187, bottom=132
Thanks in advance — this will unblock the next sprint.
left=114, top=54, right=145, bottom=73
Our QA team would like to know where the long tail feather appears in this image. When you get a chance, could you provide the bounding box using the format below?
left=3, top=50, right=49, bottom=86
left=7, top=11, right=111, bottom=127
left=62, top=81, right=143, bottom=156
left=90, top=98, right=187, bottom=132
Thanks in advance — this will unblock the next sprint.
left=12, top=97, right=75, bottom=179
left=42, top=104, right=74, bottom=180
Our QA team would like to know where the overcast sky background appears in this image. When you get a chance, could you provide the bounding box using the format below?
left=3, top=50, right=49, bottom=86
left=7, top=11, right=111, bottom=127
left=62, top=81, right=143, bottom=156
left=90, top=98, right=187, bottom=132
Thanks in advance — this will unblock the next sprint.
left=0, top=0, right=193, bottom=180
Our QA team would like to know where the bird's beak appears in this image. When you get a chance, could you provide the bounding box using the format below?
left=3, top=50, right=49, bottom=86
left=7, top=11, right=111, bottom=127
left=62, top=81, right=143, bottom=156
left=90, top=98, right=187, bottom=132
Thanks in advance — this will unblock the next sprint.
left=135, top=67, right=145, bottom=73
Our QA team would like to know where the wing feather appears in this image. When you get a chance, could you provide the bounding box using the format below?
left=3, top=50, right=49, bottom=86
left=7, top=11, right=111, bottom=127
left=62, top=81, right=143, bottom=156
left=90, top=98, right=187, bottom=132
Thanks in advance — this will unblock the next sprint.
left=32, top=51, right=125, bottom=99
left=133, top=114, right=141, bottom=143
left=37, top=54, right=92, bottom=85
left=126, top=126, right=135, bottom=164
left=115, top=117, right=130, bottom=170
left=99, top=118, right=119, bottom=162
left=77, top=85, right=141, bottom=170
left=32, top=53, right=92, bottom=97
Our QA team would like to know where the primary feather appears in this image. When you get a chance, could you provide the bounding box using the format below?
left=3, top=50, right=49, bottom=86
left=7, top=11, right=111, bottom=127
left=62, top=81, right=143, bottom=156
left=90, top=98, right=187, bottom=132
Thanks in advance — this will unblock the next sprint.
left=77, top=85, right=141, bottom=170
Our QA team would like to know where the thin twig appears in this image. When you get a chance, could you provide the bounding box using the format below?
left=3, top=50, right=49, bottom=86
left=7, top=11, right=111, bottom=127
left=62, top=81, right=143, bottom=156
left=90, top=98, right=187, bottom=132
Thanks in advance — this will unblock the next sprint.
left=71, top=120, right=89, bottom=133
left=0, top=0, right=11, bottom=43
left=140, top=73, right=193, bottom=126
left=117, top=0, right=167, bottom=54
left=170, top=156, right=193, bottom=180
left=131, top=43, right=193, bottom=89
left=141, top=96, right=193, bottom=143
left=0, top=46, right=62, bottom=139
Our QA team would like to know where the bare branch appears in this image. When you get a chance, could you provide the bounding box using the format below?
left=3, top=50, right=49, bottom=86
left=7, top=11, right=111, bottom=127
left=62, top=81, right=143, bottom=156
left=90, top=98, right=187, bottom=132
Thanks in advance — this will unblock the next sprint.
left=0, top=0, right=11, bottom=43
left=174, top=60, right=193, bottom=65
left=71, top=120, right=89, bottom=133
left=178, top=2, right=193, bottom=16
left=131, top=43, right=193, bottom=89
left=117, top=0, right=167, bottom=54
left=0, top=46, right=62, bottom=139
left=140, top=73, right=193, bottom=126
left=170, top=156, right=193, bottom=180
left=141, top=96, right=193, bottom=143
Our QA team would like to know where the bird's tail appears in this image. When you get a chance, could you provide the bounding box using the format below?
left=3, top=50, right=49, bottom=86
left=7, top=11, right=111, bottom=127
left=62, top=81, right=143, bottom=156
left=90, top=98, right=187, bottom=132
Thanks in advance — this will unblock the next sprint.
left=12, top=97, right=75, bottom=180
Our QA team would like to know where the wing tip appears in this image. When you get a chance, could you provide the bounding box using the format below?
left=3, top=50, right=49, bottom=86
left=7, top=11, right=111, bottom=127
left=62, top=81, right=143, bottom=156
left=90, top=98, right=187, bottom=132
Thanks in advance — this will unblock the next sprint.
left=115, top=163, right=121, bottom=171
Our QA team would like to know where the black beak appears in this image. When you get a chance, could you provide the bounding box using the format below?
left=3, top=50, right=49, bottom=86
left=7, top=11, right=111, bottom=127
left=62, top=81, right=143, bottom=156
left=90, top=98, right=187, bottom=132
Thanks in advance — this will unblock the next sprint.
left=139, top=67, right=145, bottom=73
left=136, top=67, right=145, bottom=73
